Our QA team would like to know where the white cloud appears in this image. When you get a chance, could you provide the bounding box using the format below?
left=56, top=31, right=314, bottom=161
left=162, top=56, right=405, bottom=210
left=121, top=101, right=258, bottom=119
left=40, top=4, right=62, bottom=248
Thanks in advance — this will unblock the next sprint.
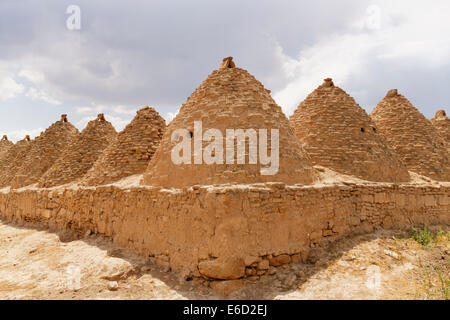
left=75, top=104, right=106, bottom=115
left=75, top=103, right=138, bottom=116
left=273, top=0, right=450, bottom=115
left=104, top=114, right=133, bottom=131
left=25, top=87, right=61, bottom=105
left=18, top=69, right=45, bottom=84
left=165, top=109, right=179, bottom=124
left=0, top=72, right=24, bottom=101
left=1, top=0, right=449, bottom=130
left=113, top=105, right=138, bottom=115
left=272, top=33, right=372, bottom=115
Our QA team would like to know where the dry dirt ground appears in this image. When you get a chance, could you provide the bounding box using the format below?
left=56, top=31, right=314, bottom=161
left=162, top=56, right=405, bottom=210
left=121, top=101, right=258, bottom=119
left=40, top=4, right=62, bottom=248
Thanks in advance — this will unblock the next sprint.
left=0, top=220, right=448, bottom=300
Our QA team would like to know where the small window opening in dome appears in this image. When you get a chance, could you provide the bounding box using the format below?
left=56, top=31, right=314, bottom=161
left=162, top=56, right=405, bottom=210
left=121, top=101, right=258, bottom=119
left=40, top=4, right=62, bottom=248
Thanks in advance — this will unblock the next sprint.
left=361, top=128, right=365, bottom=133
left=372, top=127, right=376, bottom=133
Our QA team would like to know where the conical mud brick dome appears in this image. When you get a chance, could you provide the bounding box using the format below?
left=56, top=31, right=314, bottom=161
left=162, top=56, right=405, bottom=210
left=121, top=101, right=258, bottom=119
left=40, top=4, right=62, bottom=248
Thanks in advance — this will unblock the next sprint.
left=11, top=115, right=79, bottom=188
left=143, top=57, right=316, bottom=188
left=39, top=114, right=117, bottom=187
left=289, top=79, right=410, bottom=182
left=0, top=135, right=32, bottom=188
left=430, top=110, right=450, bottom=153
left=371, top=90, right=450, bottom=181
left=82, top=106, right=166, bottom=186
left=0, top=135, right=13, bottom=157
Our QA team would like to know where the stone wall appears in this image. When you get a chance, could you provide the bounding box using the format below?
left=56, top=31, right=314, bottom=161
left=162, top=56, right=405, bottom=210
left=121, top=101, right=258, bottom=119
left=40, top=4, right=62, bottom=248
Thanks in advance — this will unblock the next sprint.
left=0, top=183, right=448, bottom=280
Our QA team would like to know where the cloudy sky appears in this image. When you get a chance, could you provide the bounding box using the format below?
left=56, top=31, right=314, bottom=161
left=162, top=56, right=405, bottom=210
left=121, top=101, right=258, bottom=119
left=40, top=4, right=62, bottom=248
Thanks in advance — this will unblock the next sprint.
left=0, top=0, right=449, bottom=141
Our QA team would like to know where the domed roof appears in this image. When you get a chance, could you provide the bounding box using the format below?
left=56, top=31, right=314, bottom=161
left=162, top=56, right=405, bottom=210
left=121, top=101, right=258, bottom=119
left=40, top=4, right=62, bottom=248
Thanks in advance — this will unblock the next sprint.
left=11, top=115, right=79, bottom=188
left=142, top=57, right=316, bottom=187
left=290, top=79, right=410, bottom=182
left=371, top=90, right=450, bottom=181
left=39, top=114, right=117, bottom=187
left=0, top=135, right=13, bottom=157
left=0, top=135, right=32, bottom=188
left=81, top=106, right=166, bottom=186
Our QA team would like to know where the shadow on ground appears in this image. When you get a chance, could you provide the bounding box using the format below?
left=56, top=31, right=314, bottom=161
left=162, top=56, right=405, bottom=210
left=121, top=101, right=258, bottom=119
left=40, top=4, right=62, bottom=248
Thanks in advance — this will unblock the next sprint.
left=0, top=219, right=448, bottom=300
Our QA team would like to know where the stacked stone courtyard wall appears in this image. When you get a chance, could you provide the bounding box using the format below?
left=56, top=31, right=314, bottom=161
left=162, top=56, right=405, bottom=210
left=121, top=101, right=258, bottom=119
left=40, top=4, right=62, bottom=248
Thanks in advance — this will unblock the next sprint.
left=0, top=183, right=448, bottom=280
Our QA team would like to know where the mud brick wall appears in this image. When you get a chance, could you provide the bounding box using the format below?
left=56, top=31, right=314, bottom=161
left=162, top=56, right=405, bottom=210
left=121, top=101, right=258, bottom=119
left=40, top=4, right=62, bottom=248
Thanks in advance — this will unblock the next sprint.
left=0, top=184, right=448, bottom=280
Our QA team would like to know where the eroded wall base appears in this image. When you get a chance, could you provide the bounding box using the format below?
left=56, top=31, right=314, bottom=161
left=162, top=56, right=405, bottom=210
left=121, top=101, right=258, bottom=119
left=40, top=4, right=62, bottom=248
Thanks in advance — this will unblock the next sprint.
left=0, top=183, right=449, bottom=280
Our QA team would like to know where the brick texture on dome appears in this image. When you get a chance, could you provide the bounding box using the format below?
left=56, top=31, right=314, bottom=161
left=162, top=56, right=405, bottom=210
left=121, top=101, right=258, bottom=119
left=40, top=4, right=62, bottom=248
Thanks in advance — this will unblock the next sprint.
left=0, top=136, right=32, bottom=188
left=430, top=109, right=450, bottom=154
left=81, top=106, right=166, bottom=186
left=371, top=90, right=450, bottom=181
left=39, top=114, right=117, bottom=188
left=0, top=135, right=13, bottom=158
left=289, top=79, right=410, bottom=183
left=143, top=57, right=316, bottom=188
left=11, top=115, right=79, bottom=188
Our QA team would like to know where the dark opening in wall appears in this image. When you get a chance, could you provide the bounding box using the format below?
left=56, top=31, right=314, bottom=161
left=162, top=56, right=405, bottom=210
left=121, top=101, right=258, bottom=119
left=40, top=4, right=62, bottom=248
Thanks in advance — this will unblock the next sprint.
left=361, top=127, right=365, bottom=133
left=372, top=127, right=376, bottom=133
left=189, top=131, right=193, bottom=138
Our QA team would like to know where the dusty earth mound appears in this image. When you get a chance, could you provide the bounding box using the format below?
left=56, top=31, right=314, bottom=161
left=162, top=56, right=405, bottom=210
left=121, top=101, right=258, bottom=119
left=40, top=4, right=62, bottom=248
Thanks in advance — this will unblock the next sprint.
left=430, top=110, right=450, bottom=154
left=371, top=90, right=450, bottom=181
left=39, top=114, right=117, bottom=188
left=0, top=221, right=447, bottom=300
left=143, top=57, right=316, bottom=187
left=289, top=78, right=409, bottom=183
left=0, top=136, right=32, bottom=188
left=82, top=107, right=165, bottom=186
left=0, top=135, right=13, bottom=157
left=11, top=115, right=79, bottom=188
